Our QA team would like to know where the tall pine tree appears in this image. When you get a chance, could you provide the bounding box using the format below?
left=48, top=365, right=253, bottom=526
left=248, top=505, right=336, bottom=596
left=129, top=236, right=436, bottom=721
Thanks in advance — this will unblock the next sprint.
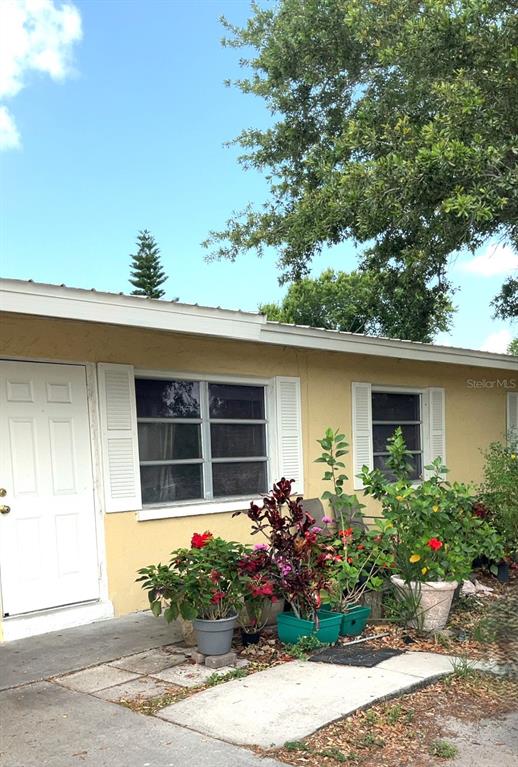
left=129, top=230, right=167, bottom=298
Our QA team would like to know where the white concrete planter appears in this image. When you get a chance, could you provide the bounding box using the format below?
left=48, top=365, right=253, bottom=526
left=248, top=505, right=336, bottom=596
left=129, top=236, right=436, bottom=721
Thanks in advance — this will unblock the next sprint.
left=390, top=575, right=458, bottom=632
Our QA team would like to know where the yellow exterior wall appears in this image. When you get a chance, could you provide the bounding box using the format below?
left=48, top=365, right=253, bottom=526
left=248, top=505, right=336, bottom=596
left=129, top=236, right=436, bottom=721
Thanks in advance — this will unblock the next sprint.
left=0, top=312, right=515, bottom=617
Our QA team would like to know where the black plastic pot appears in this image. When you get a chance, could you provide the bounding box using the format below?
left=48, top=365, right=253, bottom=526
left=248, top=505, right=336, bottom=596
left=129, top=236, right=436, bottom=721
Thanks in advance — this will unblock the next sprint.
left=497, top=561, right=510, bottom=584
left=240, top=629, right=261, bottom=646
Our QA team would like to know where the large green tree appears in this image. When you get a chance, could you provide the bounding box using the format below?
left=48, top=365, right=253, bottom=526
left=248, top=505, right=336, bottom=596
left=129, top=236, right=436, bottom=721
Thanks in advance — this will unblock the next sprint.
left=129, top=230, right=168, bottom=299
left=260, top=267, right=453, bottom=342
left=205, top=0, right=517, bottom=315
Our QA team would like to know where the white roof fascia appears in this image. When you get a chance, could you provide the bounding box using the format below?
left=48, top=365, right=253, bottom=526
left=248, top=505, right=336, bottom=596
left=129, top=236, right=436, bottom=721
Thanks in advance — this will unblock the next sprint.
left=0, top=279, right=265, bottom=342
left=1, top=278, right=517, bottom=371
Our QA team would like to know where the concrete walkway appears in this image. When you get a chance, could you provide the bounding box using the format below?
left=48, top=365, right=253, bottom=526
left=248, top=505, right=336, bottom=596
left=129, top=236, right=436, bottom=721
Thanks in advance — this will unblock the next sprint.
left=0, top=612, right=182, bottom=690
left=158, top=652, right=488, bottom=748
left=0, top=681, right=284, bottom=767
left=0, top=615, right=501, bottom=765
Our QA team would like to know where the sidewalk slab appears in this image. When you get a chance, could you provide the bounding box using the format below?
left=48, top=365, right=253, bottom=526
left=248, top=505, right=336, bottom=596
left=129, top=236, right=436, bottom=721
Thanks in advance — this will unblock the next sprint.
left=109, top=647, right=187, bottom=674
left=54, top=664, right=140, bottom=693
left=94, top=676, right=179, bottom=702
left=0, top=612, right=182, bottom=690
left=153, top=663, right=236, bottom=688
left=159, top=658, right=428, bottom=747
left=0, top=681, right=285, bottom=767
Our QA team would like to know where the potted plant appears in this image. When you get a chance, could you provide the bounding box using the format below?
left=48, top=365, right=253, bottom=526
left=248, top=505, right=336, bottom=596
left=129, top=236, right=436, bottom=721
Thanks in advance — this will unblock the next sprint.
left=236, top=545, right=279, bottom=645
left=137, top=532, right=247, bottom=655
left=319, top=519, right=394, bottom=635
left=360, top=428, right=504, bottom=632
left=316, top=428, right=394, bottom=635
left=235, top=479, right=342, bottom=645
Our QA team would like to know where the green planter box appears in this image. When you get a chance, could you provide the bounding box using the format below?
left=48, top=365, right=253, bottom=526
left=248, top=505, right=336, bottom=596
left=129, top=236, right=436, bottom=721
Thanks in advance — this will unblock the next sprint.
left=276, top=611, right=342, bottom=645
left=319, top=605, right=371, bottom=637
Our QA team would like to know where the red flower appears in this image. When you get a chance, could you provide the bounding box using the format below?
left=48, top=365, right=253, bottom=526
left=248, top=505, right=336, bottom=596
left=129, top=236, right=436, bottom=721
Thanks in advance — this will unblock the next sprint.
left=210, top=590, right=225, bottom=603
left=357, top=544, right=365, bottom=551
left=427, top=537, right=443, bottom=551
left=209, top=569, right=220, bottom=583
left=191, top=531, right=213, bottom=549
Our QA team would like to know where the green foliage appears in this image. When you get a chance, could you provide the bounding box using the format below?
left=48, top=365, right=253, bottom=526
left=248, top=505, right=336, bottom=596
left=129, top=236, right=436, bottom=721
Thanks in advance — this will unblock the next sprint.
left=284, top=741, right=310, bottom=752
left=259, top=268, right=452, bottom=342
left=137, top=535, right=248, bottom=621
left=508, top=338, right=518, bottom=355
left=206, top=667, right=248, bottom=687
left=429, top=740, right=459, bottom=759
left=129, top=229, right=168, bottom=299
left=479, top=440, right=518, bottom=555
left=206, top=0, right=517, bottom=318
left=288, top=634, right=325, bottom=659
left=316, top=427, right=364, bottom=524
left=360, top=428, right=504, bottom=582
left=493, top=277, right=518, bottom=320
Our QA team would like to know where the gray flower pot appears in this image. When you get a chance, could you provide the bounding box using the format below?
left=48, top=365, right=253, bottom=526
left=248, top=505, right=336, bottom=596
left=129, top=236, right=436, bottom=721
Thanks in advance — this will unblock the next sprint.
left=193, top=614, right=237, bottom=655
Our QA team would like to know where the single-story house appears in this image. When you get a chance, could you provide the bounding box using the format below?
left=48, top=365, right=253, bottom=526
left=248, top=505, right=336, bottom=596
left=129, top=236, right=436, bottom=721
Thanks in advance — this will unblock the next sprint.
left=0, top=278, right=517, bottom=641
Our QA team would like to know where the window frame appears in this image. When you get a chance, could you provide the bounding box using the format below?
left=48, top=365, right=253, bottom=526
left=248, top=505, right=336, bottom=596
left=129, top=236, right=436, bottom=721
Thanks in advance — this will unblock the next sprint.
left=371, top=385, right=428, bottom=482
left=135, top=369, right=277, bottom=521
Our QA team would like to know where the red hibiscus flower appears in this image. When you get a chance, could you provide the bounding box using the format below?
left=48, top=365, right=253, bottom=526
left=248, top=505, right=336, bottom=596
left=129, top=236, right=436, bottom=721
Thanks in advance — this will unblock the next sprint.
left=427, top=537, right=443, bottom=551
left=210, top=590, right=225, bottom=603
left=209, top=569, right=220, bottom=583
left=191, top=531, right=213, bottom=549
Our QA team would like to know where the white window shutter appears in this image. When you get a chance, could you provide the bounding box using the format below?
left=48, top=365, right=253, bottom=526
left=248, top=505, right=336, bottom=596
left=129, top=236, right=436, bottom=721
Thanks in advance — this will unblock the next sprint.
left=274, top=377, right=304, bottom=494
left=508, top=392, right=518, bottom=442
left=352, top=382, right=373, bottom=489
left=424, top=387, right=446, bottom=479
left=98, top=363, right=142, bottom=513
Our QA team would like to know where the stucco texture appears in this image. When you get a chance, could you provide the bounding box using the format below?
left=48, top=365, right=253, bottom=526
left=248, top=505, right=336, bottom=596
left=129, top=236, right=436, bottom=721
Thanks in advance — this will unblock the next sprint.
left=0, top=313, right=514, bottom=616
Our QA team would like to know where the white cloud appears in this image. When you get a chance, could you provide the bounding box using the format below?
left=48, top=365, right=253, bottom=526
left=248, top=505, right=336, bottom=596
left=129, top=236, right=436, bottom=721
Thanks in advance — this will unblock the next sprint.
left=0, top=105, right=21, bottom=149
left=480, top=329, right=513, bottom=354
left=459, top=243, right=518, bottom=277
left=0, top=0, right=82, bottom=150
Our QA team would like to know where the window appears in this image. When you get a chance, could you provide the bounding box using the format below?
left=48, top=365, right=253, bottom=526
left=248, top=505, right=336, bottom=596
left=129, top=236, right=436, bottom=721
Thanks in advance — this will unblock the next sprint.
left=135, top=378, right=268, bottom=505
left=371, top=391, right=423, bottom=480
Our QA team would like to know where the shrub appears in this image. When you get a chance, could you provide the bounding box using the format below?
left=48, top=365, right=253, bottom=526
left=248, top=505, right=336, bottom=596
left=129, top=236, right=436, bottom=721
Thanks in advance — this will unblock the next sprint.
left=360, top=428, right=504, bottom=583
left=479, top=439, right=518, bottom=557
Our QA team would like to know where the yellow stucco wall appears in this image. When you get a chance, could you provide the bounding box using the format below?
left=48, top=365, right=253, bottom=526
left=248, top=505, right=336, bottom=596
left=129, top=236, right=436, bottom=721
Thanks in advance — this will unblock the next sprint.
left=0, top=312, right=515, bottom=617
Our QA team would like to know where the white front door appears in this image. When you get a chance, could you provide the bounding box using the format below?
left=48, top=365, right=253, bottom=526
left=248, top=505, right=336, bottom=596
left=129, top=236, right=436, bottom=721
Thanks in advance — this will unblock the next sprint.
left=0, top=361, right=100, bottom=616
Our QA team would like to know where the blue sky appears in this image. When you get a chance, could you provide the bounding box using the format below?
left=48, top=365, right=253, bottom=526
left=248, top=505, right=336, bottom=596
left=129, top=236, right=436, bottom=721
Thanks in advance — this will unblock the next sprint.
left=0, top=0, right=516, bottom=353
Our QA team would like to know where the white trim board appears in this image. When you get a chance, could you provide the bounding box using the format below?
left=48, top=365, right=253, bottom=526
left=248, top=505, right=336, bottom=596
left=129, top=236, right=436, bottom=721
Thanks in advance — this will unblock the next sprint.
left=2, top=278, right=517, bottom=371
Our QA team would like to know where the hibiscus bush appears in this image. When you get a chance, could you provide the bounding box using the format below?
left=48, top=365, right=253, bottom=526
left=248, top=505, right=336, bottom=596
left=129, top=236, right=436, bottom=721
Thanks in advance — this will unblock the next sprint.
left=137, top=533, right=248, bottom=621
left=360, top=428, right=504, bottom=583
left=323, top=520, right=394, bottom=611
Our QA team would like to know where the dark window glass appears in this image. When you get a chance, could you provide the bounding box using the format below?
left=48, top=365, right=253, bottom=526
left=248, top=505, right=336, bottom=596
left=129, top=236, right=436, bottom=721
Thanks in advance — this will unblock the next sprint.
left=372, top=392, right=420, bottom=422
left=209, top=384, right=265, bottom=419
left=136, top=379, right=200, bottom=418
left=373, top=424, right=421, bottom=453
left=374, top=454, right=422, bottom=481
left=212, top=461, right=267, bottom=498
left=140, top=464, right=202, bottom=504
left=138, top=423, right=201, bottom=462
left=210, top=423, right=266, bottom=458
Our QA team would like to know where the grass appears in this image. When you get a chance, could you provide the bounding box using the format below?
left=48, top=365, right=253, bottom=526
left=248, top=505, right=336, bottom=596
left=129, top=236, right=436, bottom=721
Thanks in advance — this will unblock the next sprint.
left=288, top=635, right=326, bottom=659
left=429, top=739, right=459, bottom=759
left=206, top=667, right=248, bottom=687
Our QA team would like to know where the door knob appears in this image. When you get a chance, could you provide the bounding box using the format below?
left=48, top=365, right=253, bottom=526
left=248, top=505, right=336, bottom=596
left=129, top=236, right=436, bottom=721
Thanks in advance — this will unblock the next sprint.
left=0, top=505, right=10, bottom=514
left=0, top=488, right=6, bottom=497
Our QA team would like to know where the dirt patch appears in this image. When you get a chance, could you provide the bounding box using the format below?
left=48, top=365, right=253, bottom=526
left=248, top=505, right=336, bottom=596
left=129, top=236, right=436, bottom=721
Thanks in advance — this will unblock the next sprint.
left=260, top=673, right=518, bottom=767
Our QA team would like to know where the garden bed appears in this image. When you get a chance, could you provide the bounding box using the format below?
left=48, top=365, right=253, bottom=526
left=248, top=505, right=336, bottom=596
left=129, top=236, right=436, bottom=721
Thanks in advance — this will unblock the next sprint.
left=261, top=672, right=518, bottom=766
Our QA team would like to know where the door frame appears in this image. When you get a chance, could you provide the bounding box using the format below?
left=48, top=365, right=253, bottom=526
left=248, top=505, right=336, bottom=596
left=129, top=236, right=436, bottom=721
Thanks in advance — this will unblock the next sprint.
left=0, top=357, right=113, bottom=640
